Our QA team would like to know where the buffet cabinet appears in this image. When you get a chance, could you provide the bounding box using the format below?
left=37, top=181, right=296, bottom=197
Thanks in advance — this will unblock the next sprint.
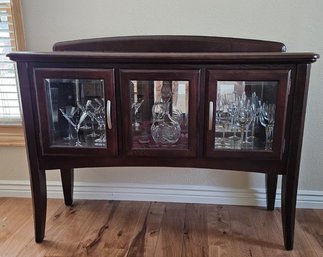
left=8, top=36, right=318, bottom=250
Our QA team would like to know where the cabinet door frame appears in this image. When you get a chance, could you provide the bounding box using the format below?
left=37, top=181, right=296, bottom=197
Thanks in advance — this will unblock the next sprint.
left=34, top=68, right=118, bottom=156
left=206, top=69, right=291, bottom=160
left=119, top=69, right=200, bottom=157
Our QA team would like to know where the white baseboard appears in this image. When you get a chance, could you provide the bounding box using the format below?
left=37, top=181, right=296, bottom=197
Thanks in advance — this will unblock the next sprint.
left=0, top=180, right=322, bottom=209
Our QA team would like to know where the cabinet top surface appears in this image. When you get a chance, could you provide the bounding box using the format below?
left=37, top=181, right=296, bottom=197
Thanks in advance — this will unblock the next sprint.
left=8, top=36, right=319, bottom=64
left=7, top=51, right=319, bottom=64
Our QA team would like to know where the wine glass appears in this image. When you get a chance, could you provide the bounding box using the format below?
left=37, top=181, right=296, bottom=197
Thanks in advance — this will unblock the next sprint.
left=132, top=99, right=144, bottom=130
left=227, top=102, right=240, bottom=142
left=78, top=100, right=100, bottom=138
left=237, top=105, right=252, bottom=148
left=94, top=104, right=106, bottom=146
left=218, top=111, right=231, bottom=147
left=59, top=106, right=78, bottom=141
left=59, top=106, right=88, bottom=146
left=260, top=103, right=276, bottom=150
left=248, top=93, right=261, bottom=141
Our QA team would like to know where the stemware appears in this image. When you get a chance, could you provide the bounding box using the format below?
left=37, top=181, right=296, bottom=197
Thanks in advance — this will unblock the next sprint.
left=93, top=104, right=106, bottom=146
left=132, top=99, right=144, bottom=130
left=59, top=106, right=88, bottom=146
left=78, top=100, right=100, bottom=138
left=227, top=102, right=240, bottom=141
left=248, top=93, right=261, bottom=141
left=260, top=103, right=276, bottom=150
left=59, top=106, right=78, bottom=141
left=218, top=111, right=231, bottom=147
left=237, top=105, right=252, bottom=148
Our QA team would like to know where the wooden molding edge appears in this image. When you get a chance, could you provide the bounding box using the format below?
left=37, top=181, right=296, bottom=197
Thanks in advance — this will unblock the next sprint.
left=0, top=180, right=323, bottom=209
left=11, top=0, right=26, bottom=51
left=0, top=0, right=25, bottom=147
left=0, top=125, right=25, bottom=146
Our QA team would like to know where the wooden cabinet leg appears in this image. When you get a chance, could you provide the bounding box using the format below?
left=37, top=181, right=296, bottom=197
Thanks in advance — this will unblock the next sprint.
left=281, top=174, right=299, bottom=250
left=60, top=168, right=74, bottom=206
left=266, top=173, right=278, bottom=211
left=30, top=169, right=47, bottom=243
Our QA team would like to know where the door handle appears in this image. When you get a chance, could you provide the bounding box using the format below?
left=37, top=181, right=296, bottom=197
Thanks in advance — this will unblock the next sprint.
left=106, top=100, right=112, bottom=129
left=209, top=101, right=214, bottom=131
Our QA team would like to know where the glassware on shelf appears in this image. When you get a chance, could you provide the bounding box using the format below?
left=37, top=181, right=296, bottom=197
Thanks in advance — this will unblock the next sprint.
left=237, top=105, right=253, bottom=147
left=128, top=79, right=189, bottom=150
left=227, top=102, right=240, bottom=142
left=151, top=102, right=181, bottom=144
left=84, top=100, right=101, bottom=138
left=93, top=100, right=106, bottom=146
left=45, top=78, right=106, bottom=148
left=150, top=81, right=183, bottom=145
left=131, top=99, right=144, bottom=131
left=214, top=94, right=225, bottom=146
left=218, top=111, right=231, bottom=147
left=172, top=106, right=183, bottom=126
left=248, top=93, right=261, bottom=141
left=215, top=80, right=278, bottom=151
left=59, top=106, right=78, bottom=141
left=59, top=106, right=88, bottom=146
left=260, top=103, right=276, bottom=150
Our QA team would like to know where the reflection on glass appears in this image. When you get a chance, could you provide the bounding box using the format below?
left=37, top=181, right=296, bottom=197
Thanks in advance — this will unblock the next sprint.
left=215, top=81, right=278, bottom=151
left=129, top=80, right=189, bottom=150
left=45, top=79, right=106, bottom=148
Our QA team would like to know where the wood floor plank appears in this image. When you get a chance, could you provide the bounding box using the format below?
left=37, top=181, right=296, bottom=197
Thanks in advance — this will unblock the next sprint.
left=0, top=198, right=62, bottom=257
left=314, top=209, right=323, bottom=248
left=0, top=198, right=322, bottom=257
left=246, top=207, right=301, bottom=257
left=226, top=205, right=265, bottom=257
left=71, top=200, right=120, bottom=257
left=83, top=201, right=150, bottom=257
left=293, top=208, right=323, bottom=256
left=0, top=198, right=35, bottom=252
left=0, top=198, right=31, bottom=242
left=102, top=202, right=150, bottom=257
left=15, top=200, right=86, bottom=257
left=126, top=202, right=165, bottom=257
left=273, top=208, right=319, bottom=257
left=154, top=203, right=186, bottom=257
left=16, top=200, right=109, bottom=257
left=181, top=203, right=208, bottom=257
left=0, top=197, right=9, bottom=206
left=48, top=200, right=121, bottom=257
left=207, top=205, right=231, bottom=257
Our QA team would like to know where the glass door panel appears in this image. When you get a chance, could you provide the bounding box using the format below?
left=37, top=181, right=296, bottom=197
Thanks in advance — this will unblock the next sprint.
left=207, top=69, right=290, bottom=159
left=215, top=81, right=278, bottom=151
left=129, top=80, right=189, bottom=150
left=34, top=68, right=117, bottom=156
left=120, top=69, right=199, bottom=157
left=45, top=78, right=106, bottom=148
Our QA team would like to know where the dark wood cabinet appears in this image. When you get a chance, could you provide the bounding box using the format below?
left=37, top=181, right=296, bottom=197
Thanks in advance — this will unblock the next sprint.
left=8, top=35, right=319, bottom=250
left=206, top=69, right=291, bottom=160
left=33, top=68, right=118, bottom=156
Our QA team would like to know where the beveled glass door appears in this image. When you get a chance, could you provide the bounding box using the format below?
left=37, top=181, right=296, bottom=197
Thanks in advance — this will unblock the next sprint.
left=34, top=68, right=117, bottom=155
left=206, top=69, right=290, bottom=159
left=120, top=69, right=199, bottom=157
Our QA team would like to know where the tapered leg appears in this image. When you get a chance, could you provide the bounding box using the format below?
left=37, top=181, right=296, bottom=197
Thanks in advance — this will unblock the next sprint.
left=281, top=174, right=299, bottom=250
left=60, top=168, right=74, bottom=206
left=280, top=64, right=311, bottom=250
left=30, top=168, right=47, bottom=243
left=266, top=173, right=278, bottom=211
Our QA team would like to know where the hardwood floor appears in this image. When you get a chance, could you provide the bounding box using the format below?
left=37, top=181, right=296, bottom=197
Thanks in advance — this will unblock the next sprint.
left=0, top=198, right=322, bottom=257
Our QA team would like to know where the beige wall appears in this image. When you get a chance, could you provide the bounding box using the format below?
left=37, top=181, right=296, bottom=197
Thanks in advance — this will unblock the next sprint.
left=1, top=0, right=322, bottom=193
